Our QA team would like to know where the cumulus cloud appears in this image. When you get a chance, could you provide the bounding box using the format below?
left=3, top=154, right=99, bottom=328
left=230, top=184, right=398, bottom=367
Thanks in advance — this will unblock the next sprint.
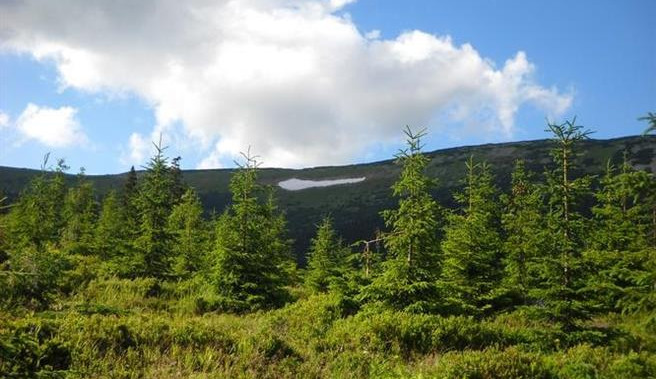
left=14, top=103, right=88, bottom=147
left=0, top=0, right=572, bottom=168
left=0, top=111, right=9, bottom=129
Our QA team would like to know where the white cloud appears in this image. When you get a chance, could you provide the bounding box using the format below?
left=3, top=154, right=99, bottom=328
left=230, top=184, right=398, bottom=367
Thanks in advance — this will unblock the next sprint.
left=0, top=111, right=9, bottom=129
left=14, top=103, right=88, bottom=147
left=0, top=0, right=572, bottom=168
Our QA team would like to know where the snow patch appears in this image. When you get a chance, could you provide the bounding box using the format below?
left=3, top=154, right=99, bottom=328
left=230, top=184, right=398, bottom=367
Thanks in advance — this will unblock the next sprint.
left=278, top=177, right=366, bottom=191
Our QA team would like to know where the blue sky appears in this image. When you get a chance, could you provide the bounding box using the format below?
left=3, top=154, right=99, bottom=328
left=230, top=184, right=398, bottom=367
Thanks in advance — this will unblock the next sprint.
left=0, top=0, right=654, bottom=174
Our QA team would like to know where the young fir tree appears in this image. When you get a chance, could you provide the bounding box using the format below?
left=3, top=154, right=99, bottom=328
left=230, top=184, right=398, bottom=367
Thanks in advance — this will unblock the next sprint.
left=532, top=118, right=593, bottom=330
left=362, top=127, right=441, bottom=313
left=61, top=169, right=97, bottom=255
left=211, top=150, right=294, bottom=311
left=6, top=157, right=69, bottom=249
left=134, top=141, right=176, bottom=278
left=95, top=191, right=131, bottom=262
left=122, top=166, right=140, bottom=241
left=305, top=216, right=350, bottom=294
left=168, top=188, right=209, bottom=278
left=500, top=160, right=546, bottom=306
left=587, top=156, right=656, bottom=313
left=170, top=156, right=187, bottom=204
left=438, top=157, right=503, bottom=316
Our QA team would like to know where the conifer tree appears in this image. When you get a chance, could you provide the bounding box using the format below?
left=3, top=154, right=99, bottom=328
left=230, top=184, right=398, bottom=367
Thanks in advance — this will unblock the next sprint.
left=211, top=150, right=294, bottom=311
left=134, top=141, right=175, bottom=278
left=168, top=188, right=209, bottom=278
left=170, top=156, right=186, bottom=204
left=122, top=166, right=140, bottom=240
left=305, top=217, right=350, bottom=294
left=6, top=157, right=69, bottom=249
left=362, top=127, right=441, bottom=313
left=587, top=156, right=655, bottom=312
left=533, top=118, right=593, bottom=330
left=95, top=191, right=129, bottom=261
left=439, top=157, right=503, bottom=315
left=500, top=160, right=545, bottom=305
left=61, top=169, right=97, bottom=255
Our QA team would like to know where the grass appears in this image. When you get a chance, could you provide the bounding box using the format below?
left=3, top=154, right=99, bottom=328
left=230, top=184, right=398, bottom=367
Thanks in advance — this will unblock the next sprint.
left=2, top=277, right=655, bottom=378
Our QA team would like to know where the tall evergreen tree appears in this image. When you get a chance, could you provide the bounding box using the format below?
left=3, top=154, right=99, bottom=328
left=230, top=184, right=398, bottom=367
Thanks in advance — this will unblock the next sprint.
left=532, top=118, right=593, bottom=330
left=439, top=157, right=503, bottom=315
left=6, top=158, right=69, bottom=249
left=500, top=160, right=546, bottom=306
left=170, top=156, right=187, bottom=204
left=587, top=157, right=655, bottom=313
left=122, top=166, right=140, bottom=241
left=61, top=169, right=97, bottom=255
left=362, top=127, right=441, bottom=313
left=305, top=216, right=350, bottom=294
left=134, top=141, right=175, bottom=278
left=168, top=188, right=209, bottom=278
left=95, top=191, right=130, bottom=261
left=211, top=150, right=294, bottom=311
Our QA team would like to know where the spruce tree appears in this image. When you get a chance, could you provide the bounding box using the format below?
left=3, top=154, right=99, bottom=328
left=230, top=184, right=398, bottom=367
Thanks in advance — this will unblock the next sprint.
left=362, top=127, right=441, bottom=313
left=168, top=188, right=209, bottom=278
left=305, top=216, right=350, bottom=294
left=211, top=150, right=294, bottom=311
left=95, top=191, right=130, bottom=262
left=6, top=158, right=69, bottom=249
left=439, top=157, right=503, bottom=315
left=588, top=157, right=655, bottom=313
left=61, top=169, right=97, bottom=255
left=122, top=166, right=140, bottom=241
left=134, top=141, right=175, bottom=278
left=500, top=160, right=546, bottom=306
left=533, top=118, right=593, bottom=330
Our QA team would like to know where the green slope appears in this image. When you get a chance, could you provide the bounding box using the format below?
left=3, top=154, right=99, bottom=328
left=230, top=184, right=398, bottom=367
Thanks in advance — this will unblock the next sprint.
left=1, top=136, right=654, bottom=262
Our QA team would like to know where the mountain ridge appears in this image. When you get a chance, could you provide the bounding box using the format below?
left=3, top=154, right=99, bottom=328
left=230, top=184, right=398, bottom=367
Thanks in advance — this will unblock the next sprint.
left=2, top=135, right=655, bottom=262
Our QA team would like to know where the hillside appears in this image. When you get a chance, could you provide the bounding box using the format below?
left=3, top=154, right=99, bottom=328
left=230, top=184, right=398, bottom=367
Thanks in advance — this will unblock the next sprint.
left=1, top=135, right=654, bottom=262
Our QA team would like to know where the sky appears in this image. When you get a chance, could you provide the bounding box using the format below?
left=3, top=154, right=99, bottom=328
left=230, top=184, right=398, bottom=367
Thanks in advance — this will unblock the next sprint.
left=0, top=0, right=654, bottom=174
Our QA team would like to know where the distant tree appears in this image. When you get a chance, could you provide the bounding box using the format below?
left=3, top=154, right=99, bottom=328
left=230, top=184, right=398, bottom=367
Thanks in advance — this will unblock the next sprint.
left=134, top=141, right=175, bottom=278
left=305, top=216, right=350, bottom=294
left=168, top=188, right=209, bottom=278
left=500, top=160, right=546, bottom=306
left=639, top=112, right=656, bottom=135
left=532, top=118, right=593, bottom=330
left=211, top=149, right=294, bottom=311
left=362, top=127, right=442, bottom=313
left=439, top=157, right=503, bottom=316
left=169, top=156, right=187, bottom=204
left=61, top=169, right=98, bottom=255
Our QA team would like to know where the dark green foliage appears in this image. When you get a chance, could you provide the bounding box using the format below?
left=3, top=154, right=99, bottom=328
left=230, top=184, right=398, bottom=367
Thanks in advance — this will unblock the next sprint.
left=500, top=160, right=546, bottom=305
left=591, top=157, right=653, bottom=251
left=363, top=127, right=442, bottom=313
left=134, top=141, right=177, bottom=278
left=639, top=112, right=656, bottom=135
left=61, top=170, right=97, bottom=255
left=304, top=217, right=350, bottom=294
left=94, top=190, right=136, bottom=277
left=439, top=156, right=503, bottom=315
left=531, top=118, right=593, bottom=330
left=121, top=165, right=140, bottom=239
left=5, top=159, right=69, bottom=250
left=211, top=150, right=294, bottom=311
left=168, top=188, right=210, bottom=278
left=1, top=245, right=71, bottom=308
